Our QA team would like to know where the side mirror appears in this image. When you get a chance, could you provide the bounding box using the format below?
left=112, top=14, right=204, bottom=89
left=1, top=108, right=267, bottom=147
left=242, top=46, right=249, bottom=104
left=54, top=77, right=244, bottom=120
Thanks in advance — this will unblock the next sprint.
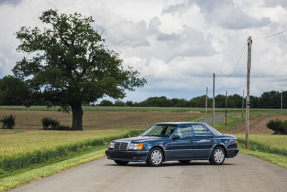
left=172, top=135, right=180, bottom=140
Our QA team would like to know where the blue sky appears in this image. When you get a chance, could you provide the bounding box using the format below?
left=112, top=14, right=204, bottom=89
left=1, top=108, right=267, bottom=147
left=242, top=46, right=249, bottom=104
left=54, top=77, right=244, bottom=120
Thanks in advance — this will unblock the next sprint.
left=0, top=0, right=287, bottom=102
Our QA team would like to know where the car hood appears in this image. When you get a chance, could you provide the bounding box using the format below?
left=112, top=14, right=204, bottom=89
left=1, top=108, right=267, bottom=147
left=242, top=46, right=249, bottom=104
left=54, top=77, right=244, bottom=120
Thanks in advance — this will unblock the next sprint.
left=114, top=136, right=167, bottom=143
left=222, top=134, right=237, bottom=139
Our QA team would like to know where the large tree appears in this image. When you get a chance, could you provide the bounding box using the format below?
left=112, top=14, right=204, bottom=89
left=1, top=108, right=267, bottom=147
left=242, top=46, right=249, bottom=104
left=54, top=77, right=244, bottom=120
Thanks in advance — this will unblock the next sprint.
left=13, top=9, right=146, bottom=130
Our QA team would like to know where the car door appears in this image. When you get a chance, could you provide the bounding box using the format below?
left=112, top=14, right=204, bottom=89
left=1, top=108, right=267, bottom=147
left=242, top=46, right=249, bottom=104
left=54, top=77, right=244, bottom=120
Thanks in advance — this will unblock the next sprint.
left=192, top=124, right=215, bottom=159
left=165, top=125, right=197, bottom=160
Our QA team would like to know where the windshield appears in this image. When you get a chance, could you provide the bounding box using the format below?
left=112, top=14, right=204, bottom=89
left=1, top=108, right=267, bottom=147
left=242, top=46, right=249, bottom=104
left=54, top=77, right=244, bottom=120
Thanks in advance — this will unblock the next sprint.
left=142, top=124, right=177, bottom=137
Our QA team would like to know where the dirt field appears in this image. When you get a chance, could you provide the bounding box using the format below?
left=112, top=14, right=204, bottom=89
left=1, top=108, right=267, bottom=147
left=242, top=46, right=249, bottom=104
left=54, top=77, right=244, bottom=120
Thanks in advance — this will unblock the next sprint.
left=0, top=110, right=200, bottom=130
left=225, top=115, right=287, bottom=134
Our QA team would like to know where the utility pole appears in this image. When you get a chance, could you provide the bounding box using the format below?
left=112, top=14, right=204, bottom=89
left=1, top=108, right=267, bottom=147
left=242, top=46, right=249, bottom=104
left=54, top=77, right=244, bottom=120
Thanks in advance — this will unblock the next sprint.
left=241, top=89, right=245, bottom=119
left=281, top=91, right=283, bottom=110
left=205, top=87, right=208, bottom=123
left=246, top=36, right=252, bottom=149
left=225, top=91, right=227, bottom=125
left=212, top=73, right=215, bottom=127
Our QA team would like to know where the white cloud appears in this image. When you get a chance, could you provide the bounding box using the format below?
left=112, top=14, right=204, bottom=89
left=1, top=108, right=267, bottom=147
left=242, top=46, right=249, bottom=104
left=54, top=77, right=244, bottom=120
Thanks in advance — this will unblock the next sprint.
left=0, top=0, right=286, bottom=102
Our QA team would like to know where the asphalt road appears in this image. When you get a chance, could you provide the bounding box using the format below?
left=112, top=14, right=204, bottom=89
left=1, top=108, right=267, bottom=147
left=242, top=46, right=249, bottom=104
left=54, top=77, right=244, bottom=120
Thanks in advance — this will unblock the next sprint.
left=10, top=153, right=287, bottom=192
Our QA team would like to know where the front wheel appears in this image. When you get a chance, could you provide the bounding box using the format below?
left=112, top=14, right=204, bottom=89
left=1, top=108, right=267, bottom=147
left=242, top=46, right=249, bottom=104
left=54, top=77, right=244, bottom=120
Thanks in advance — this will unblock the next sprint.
left=209, top=147, right=225, bottom=165
left=146, top=148, right=163, bottom=166
left=114, top=160, right=129, bottom=166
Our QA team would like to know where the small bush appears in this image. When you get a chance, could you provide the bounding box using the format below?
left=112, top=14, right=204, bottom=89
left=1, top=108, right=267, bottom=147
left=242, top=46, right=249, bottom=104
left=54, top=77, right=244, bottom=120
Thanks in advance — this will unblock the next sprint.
left=41, top=117, right=72, bottom=131
left=267, top=119, right=287, bottom=134
left=41, top=117, right=60, bottom=130
left=0, top=114, right=16, bottom=129
left=57, top=125, right=72, bottom=131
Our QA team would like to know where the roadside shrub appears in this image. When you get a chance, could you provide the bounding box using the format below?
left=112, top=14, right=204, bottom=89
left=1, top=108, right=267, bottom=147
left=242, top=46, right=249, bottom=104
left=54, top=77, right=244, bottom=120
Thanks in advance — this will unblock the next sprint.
left=41, top=117, right=60, bottom=130
left=0, top=114, right=16, bottom=129
left=266, top=119, right=287, bottom=134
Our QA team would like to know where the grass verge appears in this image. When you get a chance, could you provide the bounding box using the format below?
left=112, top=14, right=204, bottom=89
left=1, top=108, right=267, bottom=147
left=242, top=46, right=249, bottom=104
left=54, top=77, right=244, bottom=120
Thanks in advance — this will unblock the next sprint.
left=0, top=145, right=106, bottom=192
left=235, top=134, right=287, bottom=169
left=238, top=142, right=287, bottom=169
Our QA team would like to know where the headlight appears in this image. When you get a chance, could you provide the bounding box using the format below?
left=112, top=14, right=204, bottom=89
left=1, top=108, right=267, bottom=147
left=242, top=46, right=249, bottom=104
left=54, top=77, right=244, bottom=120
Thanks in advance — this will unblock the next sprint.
left=108, top=141, right=115, bottom=149
left=128, top=143, right=144, bottom=150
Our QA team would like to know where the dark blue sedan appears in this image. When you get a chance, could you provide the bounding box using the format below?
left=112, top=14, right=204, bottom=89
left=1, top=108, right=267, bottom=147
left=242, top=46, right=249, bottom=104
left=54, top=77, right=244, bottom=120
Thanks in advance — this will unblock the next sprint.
left=105, top=122, right=239, bottom=166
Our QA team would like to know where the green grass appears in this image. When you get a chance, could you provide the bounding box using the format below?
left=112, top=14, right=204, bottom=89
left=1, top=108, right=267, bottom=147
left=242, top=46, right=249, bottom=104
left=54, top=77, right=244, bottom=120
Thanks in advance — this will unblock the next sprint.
left=238, top=142, right=287, bottom=169
left=0, top=130, right=142, bottom=173
left=235, top=134, right=287, bottom=169
left=213, top=114, right=243, bottom=132
left=0, top=129, right=129, bottom=157
left=0, top=145, right=107, bottom=192
left=236, top=134, right=287, bottom=153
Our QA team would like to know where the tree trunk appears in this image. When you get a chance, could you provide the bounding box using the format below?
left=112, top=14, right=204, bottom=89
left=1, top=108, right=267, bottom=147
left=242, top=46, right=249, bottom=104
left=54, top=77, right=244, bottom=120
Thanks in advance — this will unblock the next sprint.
left=71, top=102, right=83, bottom=131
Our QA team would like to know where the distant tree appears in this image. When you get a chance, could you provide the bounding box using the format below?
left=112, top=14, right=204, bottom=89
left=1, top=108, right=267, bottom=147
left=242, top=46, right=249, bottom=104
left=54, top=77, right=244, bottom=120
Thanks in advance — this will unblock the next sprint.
left=126, top=100, right=133, bottom=106
left=13, top=9, right=146, bottom=130
left=99, top=100, right=113, bottom=106
left=140, top=96, right=172, bottom=107
left=250, top=95, right=260, bottom=108
left=171, top=98, right=188, bottom=107
left=260, top=91, right=281, bottom=108
left=228, top=94, right=242, bottom=108
left=0, top=76, right=32, bottom=105
left=189, top=96, right=206, bottom=108
left=114, top=100, right=126, bottom=106
left=215, top=94, right=225, bottom=108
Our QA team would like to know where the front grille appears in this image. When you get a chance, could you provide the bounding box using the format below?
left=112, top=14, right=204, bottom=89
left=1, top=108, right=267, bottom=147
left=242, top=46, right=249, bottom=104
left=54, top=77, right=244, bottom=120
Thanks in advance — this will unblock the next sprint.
left=114, top=142, right=128, bottom=150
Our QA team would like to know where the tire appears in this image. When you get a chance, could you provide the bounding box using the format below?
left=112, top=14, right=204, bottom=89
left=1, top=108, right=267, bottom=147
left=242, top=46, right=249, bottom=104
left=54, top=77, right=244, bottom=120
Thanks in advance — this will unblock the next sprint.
left=178, top=160, right=191, bottom=165
left=114, top=160, right=129, bottom=166
left=146, top=147, right=163, bottom=167
left=209, top=146, right=225, bottom=165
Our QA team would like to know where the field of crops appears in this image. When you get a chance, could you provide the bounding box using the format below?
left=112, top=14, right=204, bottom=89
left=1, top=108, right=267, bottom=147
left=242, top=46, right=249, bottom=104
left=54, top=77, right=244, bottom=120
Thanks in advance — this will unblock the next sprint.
left=0, top=108, right=202, bottom=173
left=236, top=134, right=287, bottom=154
left=0, top=105, right=286, bottom=113
left=0, top=106, right=286, bottom=173
left=0, top=109, right=201, bottom=130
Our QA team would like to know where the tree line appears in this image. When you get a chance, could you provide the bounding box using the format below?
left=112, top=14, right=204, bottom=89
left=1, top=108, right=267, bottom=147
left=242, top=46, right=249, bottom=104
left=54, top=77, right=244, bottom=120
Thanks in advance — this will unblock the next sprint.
left=98, top=91, right=287, bottom=108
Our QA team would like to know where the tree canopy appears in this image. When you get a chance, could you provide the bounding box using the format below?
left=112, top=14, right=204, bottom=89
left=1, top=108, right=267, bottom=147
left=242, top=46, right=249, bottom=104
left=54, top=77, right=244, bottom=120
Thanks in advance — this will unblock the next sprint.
left=0, top=76, right=31, bottom=105
left=13, top=9, right=146, bottom=130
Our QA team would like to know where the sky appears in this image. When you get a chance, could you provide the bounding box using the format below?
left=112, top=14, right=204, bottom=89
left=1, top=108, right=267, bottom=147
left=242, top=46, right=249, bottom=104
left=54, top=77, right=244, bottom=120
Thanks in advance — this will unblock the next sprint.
left=0, top=0, right=287, bottom=102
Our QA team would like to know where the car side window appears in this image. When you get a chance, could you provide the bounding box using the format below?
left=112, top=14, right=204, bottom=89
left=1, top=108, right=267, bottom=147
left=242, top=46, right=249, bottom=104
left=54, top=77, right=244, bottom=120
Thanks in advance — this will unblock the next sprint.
left=193, top=125, right=213, bottom=137
left=174, top=125, right=192, bottom=138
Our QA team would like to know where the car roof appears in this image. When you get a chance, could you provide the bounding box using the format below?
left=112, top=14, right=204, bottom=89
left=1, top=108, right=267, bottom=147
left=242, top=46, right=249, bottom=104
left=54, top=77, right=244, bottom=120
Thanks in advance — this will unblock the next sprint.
left=156, top=122, right=207, bottom=125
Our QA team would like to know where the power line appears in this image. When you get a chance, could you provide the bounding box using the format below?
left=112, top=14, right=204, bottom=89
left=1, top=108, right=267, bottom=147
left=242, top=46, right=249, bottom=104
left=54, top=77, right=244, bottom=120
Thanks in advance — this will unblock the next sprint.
left=222, top=43, right=247, bottom=81
left=255, top=28, right=287, bottom=40
left=259, top=22, right=287, bottom=37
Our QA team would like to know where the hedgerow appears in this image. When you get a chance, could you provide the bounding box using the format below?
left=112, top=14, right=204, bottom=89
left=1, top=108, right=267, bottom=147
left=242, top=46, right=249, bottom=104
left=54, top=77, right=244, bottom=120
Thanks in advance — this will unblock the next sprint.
left=0, top=130, right=142, bottom=173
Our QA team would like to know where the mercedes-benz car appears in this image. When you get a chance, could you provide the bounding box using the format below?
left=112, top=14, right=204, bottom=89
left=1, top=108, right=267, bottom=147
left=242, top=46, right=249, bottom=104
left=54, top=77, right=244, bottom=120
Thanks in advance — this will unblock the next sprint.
left=105, top=122, right=239, bottom=166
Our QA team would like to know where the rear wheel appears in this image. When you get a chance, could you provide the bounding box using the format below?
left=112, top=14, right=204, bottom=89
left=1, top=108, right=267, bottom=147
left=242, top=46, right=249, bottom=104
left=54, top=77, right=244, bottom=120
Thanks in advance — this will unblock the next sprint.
left=209, top=147, right=225, bottom=165
left=178, top=160, right=191, bottom=165
left=114, top=160, right=129, bottom=166
left=146, top=147, right=163, bottom=166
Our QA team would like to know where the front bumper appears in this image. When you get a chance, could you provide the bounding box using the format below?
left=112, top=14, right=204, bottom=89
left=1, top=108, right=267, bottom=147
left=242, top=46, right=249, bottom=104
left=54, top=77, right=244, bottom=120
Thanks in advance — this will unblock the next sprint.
left=226, top=148, right=239, bottom=158
left=105, top=150, right=149, bottom=162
